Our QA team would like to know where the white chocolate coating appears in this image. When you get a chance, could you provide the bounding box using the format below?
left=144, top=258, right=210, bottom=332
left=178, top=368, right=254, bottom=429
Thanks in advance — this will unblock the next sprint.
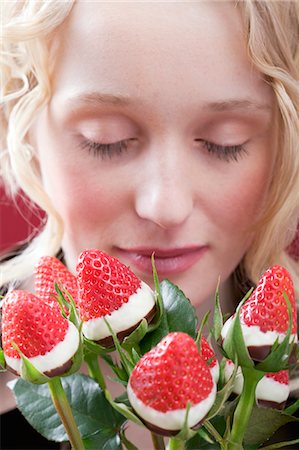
left=82, top=281, right=155, bottom=340
left=221, top=316, right=298, bottom=347
left=224, top=361, right=290, bottom=403
left=210, top=361, right=220, bottom=384
left=127, top=379, right=216, bottom=431
left=5, top=321, right=79, bottom=375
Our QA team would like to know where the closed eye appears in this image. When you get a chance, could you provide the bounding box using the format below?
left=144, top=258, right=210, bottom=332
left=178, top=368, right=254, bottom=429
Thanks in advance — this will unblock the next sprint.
left=80, top=138, right=134, bottom=159
left=196, top=139, right=248, bottom=162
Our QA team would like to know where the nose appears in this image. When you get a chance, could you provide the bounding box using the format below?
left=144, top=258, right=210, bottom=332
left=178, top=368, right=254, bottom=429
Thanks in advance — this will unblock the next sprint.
left=135, top=147, right=194, bottom=229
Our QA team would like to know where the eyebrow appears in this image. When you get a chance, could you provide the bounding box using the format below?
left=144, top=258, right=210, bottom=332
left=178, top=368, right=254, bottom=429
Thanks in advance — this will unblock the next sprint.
left=66, top=92, right=132, bottom=107
left=204, top=99, right=272, bottom=113
left=65, top=92, right=272, bottom=113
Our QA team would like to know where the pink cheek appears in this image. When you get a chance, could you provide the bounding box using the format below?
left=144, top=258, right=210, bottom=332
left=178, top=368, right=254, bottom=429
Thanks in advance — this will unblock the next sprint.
left=210, top=176, right=268, bottom=231
left=60, top=183, right=124, bottom=225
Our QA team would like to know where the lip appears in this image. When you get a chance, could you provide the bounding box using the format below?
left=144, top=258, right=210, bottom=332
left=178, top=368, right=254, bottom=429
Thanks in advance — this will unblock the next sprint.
left=116, top=246, right=208, bottom=276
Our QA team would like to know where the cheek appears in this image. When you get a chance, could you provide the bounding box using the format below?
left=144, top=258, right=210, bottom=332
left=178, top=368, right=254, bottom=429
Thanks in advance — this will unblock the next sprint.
left=54, top=174, right=125, bottom=231
left=209, top=160, right=271, bottom=234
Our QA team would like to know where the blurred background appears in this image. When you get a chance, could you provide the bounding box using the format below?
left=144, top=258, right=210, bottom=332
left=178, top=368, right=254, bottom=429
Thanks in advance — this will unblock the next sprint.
left=0, top=185, right=44, bottom=254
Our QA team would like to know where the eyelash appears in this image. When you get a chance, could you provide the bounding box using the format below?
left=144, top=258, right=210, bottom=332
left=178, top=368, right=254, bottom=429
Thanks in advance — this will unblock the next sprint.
left=80, top=137, right=247, bottom=162
left=80, top=139, right=131, bottom=159
left=198, top=139, right=248, bottom=162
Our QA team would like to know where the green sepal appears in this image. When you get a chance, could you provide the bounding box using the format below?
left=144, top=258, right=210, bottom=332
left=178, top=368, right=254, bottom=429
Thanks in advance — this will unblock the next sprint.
left=11, top=324, right=83, bottom=384
left=83, top=336, right=115, bottom=356
left=255, top=294, right=294, bottom=372
left=173, top=402, right=198, bottom=441
left=104, top=318, right=135, bottom=377
left=196, top=311, right=210, bottom=347
left=114, top=391, right=131, bottom=407
left=284, top=397, right=299, bottom=416
left=119, top=429, right=139, bottom=450
left=0, top=348, right=6, bottom=371
left=146, top=254, right=165, bottom=333
left=211, top=277, right=223, bottom=342
left=195, top=427, right=215, bottom=444
left=105, top=389, right=144, bottom=426
left=11, top=342, right=50, bottom=384
left=131, top=348, right=141, bottom=365
left=122, top=319, right=148, bottom=354
left=54, top=282, right=81, bottom=328
left=222, top=288, right=254, bottom=368
left=104, top=362, right=129, bottom=385
left=206, top=360, right=239, bottom=420
left=63, top=335, right=84, bottom=378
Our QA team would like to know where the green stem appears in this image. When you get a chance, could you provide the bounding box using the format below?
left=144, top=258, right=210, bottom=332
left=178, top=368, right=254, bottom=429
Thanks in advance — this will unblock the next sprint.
left=168, top=437, right=185, bottom=450
left=151, top=432, right=166, bottom=450
left=84, top=352, right=106, bottom=390
left=228, top=367, right=264, bottom=450
left=48, top=377, right=85, bottom=450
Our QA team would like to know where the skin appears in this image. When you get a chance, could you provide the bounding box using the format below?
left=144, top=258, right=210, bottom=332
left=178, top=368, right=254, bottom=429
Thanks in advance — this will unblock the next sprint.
left=32, top=0, right=275, bottom=320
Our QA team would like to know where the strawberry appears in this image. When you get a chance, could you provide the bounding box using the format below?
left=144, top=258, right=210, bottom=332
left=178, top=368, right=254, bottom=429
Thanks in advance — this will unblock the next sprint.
left=34, top=255, right=78, bottom=304
left=76, top=249, right=156, bottom=346
left=127, top=332, right=216, bottom=436
left=199, top=336, right=219, bottom=383
left=224, top=360, right=290, bottom=409
left=221, top=265, right=298, bottom=361
left=1, top=290, right=79, bottom=377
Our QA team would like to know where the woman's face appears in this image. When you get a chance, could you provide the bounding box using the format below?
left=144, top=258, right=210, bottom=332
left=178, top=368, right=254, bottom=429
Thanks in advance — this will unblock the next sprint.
left=33, top=1, right=275, bottom=314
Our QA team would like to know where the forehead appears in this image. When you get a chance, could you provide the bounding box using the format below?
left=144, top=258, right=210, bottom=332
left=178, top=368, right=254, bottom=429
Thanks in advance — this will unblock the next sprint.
left=51, top=1, right=273, bottom=110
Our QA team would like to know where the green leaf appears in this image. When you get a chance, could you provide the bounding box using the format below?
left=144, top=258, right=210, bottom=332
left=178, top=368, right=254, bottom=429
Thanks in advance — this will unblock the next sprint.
left=83, top=429, right=123, bottom=450
left=140, top=279, right=198, bottom=353
left=10, top=374, right=126, bottom=443
left=243, top=405, right=299, bottom=446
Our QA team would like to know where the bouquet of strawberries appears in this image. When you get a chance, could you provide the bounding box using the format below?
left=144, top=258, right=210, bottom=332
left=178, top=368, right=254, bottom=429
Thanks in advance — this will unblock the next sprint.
left=1, top=249, right=298, bottom=450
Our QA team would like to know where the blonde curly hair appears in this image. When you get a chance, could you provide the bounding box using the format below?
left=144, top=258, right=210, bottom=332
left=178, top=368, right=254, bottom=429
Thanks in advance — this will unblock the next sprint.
left=1, top=0, right=299, bottom=299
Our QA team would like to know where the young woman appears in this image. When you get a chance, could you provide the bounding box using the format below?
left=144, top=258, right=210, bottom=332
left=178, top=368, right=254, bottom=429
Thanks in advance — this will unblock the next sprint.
left=1, top=1, right=299, bottom=448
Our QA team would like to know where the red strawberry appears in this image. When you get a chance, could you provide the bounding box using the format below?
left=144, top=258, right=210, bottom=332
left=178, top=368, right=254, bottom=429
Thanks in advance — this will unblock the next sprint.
left=76, top=249, right=156, bottom=346
left=200, top=336, right=219, bottom=383
left=221, top=265, right=297, bottom=361
left=224, top=360, right=289, bottom=409
left=2, top=290, right=79, bottom=377
left=34, top=256, right=78, bottom=304
left=127, top=332, right=216, bottom=436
